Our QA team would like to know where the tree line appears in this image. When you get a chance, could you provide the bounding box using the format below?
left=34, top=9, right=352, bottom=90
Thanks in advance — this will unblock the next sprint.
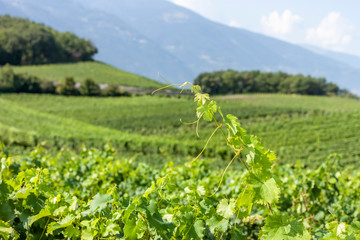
left=194, top=69, right=355, bottom=97
left=0, top=65, right=130, bottom=97
left=0, top=15, right=97, bottom=65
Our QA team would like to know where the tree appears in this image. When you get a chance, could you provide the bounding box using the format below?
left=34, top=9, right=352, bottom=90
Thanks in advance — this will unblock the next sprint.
left=325, top=82, right=340, bottom=95
left=0, top=15, right=98, bottom=65
left=56, top=76, right=78, bottom=95
left=194, top=69, right=342, bottom=96
left=79, top=78, right=101, bottom=96
left=40, top=81, right=56, bottom=94
left=0, top=64, right=21, bottom=92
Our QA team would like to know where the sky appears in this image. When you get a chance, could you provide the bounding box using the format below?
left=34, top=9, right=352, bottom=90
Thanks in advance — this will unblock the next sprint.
left=170, top=0, right=360, bottom=56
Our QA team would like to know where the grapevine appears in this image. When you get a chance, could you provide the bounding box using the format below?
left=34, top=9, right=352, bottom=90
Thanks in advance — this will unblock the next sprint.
left=0, top=85, right=359, bottom=239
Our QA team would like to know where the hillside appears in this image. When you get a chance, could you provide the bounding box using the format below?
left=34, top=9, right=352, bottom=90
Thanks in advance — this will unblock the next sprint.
left=9, top=61, right=164, bottom=88
left=0, top=0, right=193, bottom=83
left=1, top=0, right=360, bottom=92
left=1, top=93, right=360, bottom=166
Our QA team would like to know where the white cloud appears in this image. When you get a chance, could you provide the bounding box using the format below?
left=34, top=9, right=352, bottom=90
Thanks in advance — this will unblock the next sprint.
left=261, top=10, right=302, bottom=34
left=306, top=12, right=353, bottom=50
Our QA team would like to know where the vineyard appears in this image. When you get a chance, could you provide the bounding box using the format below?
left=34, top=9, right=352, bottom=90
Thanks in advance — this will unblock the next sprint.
left=1, top=84, right=360, bottom=239
left=1, top=93, right=360, bottom=166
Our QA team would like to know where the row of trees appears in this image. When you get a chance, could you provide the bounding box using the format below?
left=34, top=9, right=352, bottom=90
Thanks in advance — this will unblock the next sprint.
left=0, top=65, right=130, bottom=97
left=56, top=77, right=131, bottom=97
left=194, top=70, right=352, bottom=96
left=0, top=15, right=98, bottom=65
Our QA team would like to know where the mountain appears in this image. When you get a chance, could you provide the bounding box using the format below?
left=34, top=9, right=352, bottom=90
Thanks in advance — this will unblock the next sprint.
left=303, top=44, right=360, bottom=69
left=0, top=0, right=193, bottom=83
left=1, top=0, right=360, bottom=92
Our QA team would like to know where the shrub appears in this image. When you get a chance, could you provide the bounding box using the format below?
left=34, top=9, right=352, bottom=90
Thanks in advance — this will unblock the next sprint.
left=79, top=78, right=101, bottom=96
left=56, top=76, right=78, bottom=95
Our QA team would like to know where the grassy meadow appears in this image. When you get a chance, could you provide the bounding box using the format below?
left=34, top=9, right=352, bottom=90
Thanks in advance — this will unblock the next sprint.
left=10, top=61, right=164, bottom=88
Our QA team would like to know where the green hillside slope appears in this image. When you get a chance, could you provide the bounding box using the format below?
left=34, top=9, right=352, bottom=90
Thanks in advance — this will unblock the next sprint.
left=1, top=93, right=360, bottom=166
left=10, top=61, right=164, bottom=88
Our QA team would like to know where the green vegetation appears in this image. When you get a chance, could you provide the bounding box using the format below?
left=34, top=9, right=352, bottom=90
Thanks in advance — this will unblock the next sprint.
left=0, top=64, right=45, bottom=93
left=0, top=15, right=97, bottom=65
left=1, top=88, right=359, bottom=238
left=2, top=12, right=359, bottom=240
left=0, top=65, right=138, bottom=96
left=194, top=69, right=355, bottom=97
left=1, top=92, right=360, bottom=166
left=10, top=61, right=164, bottom=88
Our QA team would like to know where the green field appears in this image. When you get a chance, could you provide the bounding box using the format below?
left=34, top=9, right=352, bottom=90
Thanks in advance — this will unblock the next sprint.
left=9, top=61, right=164, bottom=88
left=1, top=93, right=359, bottom=166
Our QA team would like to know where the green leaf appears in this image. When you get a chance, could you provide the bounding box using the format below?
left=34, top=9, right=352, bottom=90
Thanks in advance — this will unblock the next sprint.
left=0, top=220, right=15, bottom=240
left=191, top=85, right=202, bottom=93
left=206, top=215, right=229, bottom=234
left=225, top=114, right=240, bottom=135
left=194, top=92, right=209, bottom=105
left=322, top=221, right=358, bottom=240
left=12, top=188, right=32, bottom=199
left=139, top=199, right=174, bottom=239
left=196, top=104, right=212, bottom=121
left=104, top=222, right=121, bottom=237
left=231, top=229, right=247, bottom=240
left=188, top=220, right=205, bottom=239
left=236, top=185, right=254, bottom=218
left=260, top=213, right=311, bottom=240
left=81, top=228, right=93, bottom=240
left=124, top=215, right=146, bottom=240
left=64, top=225, right=80, bottom=239
left=350, top=221, right=360, bottom=232
left=82, top=193, right=113, bottom=216
left=216, top=199, right=236, bottom=219
left=254, top=178, right=280, bottom=205
left=47, top=215, right=74, bottom=234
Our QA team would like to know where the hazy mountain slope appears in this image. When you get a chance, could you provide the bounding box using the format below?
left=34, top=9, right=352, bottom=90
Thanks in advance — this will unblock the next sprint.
left=80, top=0, right=360, bottom=92
left=1, top=0, right=360, bottom=91
left=303, top=44, right=360, bottom=69
left=0, top=0, right=193, bottom=83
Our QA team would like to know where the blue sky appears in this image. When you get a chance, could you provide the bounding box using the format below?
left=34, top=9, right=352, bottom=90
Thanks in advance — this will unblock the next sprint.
left=170, top=0, right=360, bottom=56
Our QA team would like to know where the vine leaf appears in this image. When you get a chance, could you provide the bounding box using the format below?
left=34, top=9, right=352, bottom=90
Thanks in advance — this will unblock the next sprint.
left=0, top=220, right=17, bottom=240
left=47, top=215, right=74, bottom=234
left=123, top=215, right=146, bottom=240
left=29, top=208, right=51, bottom=226
left=216, top=199, right=236, bottom=219
left=188, top=220, right=205, bottom=239
left=254, top=178, right=280, bottom=205
left=82, top=193, right=113, bottom=216
left=260, top=213, right=311, bottom=240
left=206, top=215, right=229, bottom=233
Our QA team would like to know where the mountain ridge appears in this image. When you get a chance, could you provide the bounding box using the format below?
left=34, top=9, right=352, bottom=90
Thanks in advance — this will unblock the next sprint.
left=1, top=0, right=360, bottom=92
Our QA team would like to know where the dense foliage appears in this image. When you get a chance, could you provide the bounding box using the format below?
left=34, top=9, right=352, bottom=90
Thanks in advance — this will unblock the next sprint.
left=194, top=70, right=355, bottom=97
left=0, top=64, right=51, bottom=93
left=0, top=15, right=97, bottom=65
left=0, top=124, right=359, bottom=238
left=0, top=84, right=359, bottom=239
